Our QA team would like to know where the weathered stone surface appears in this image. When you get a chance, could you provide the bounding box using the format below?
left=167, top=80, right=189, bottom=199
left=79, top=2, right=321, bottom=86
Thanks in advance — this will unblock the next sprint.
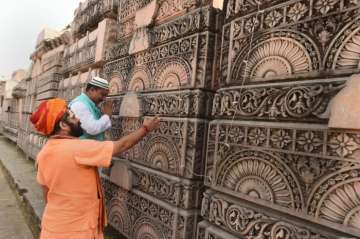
left=129, top=0, right=158, bottom=54
left=103, top=178, right=200, bottom=239
left=329, top=74, right=360, bottom=130
left=3, top=0, right=360, bottom=238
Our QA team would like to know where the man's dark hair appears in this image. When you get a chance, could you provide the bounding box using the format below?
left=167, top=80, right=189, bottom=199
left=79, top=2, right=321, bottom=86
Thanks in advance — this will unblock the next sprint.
left=85, top=84, right=102, bottom=92
left=51, top=111, right=70, bottom=136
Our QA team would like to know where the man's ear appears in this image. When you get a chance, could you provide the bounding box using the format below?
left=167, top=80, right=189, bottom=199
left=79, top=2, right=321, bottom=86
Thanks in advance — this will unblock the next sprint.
left=59, top=121, right=69, bottom=131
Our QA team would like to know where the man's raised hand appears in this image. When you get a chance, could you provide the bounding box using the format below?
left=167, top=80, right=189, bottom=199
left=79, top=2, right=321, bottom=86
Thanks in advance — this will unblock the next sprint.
left=102, top=100, right=113, bottom=117
left=143, top=116, right=161, bottom=132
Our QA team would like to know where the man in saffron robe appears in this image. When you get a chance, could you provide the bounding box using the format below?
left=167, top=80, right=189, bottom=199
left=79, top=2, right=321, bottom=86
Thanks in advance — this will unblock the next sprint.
left=31, top=98, right=160, bottom=239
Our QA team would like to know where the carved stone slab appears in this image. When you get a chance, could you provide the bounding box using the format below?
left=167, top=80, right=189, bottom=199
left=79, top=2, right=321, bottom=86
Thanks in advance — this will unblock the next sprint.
left=111, top=117, right=208, bottom=179
left=102, top=179, right=200, bottom=239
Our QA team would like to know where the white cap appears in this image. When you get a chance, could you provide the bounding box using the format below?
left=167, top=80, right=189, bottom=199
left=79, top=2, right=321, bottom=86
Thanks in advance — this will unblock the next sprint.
left=88, top=76, right=109, bottom=90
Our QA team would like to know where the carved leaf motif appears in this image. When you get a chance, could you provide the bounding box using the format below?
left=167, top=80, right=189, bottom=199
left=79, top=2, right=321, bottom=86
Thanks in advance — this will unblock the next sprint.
left=207, top=196, right=326, bottom=239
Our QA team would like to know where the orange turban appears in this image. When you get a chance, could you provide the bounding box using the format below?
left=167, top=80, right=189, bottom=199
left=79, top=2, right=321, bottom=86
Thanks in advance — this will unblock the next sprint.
left=30, top=98, right=67, bottom=136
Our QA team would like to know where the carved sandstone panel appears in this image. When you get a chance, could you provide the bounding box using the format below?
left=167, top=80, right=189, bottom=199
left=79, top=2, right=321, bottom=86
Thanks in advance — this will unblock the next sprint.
left=205, top=120, right=360, bottom=233
left=107, top=89, right=213, bottom=118
left=221, top=0, right=360, bottom=86
left=212, top=78, right=345, bottom=122
left=102, top=161, right=203, bottom=210
left=102, top=179, right=200, bottom=239
left=199, top=190, right=354, bottom=239
left=111, top=117, right=208, bottom=179
left=105, top=32, right=217, bottom=91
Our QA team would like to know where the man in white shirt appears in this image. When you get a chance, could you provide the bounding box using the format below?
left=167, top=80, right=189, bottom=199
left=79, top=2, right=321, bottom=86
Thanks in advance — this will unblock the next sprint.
left=69, top=76, right=112, bottom=141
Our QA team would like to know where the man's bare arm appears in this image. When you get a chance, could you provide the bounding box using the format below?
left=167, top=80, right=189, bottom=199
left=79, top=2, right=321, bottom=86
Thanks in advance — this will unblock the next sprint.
left=112, top=117, right=160, bottom=156
left=42, top=186, right=49, bottom=204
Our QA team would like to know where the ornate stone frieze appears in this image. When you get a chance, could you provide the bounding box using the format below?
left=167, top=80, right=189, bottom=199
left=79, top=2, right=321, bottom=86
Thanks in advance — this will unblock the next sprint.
left=153, top=6, right=216, bottom=45
left=214, top=148, right=304, bottom=210
left=327, top=15, right=360, bottom=71
left=130, top=165, right=203, bottom=209
left=104, top=32, right=217, bottom=91
left=212, top=79, right=345, bottom=121
left=133, top=33, right=197, bottom=65
left=200, top=192, right=335, bottom=239
left=208, top=121, right=360, bottom=163
left=72, top=0, right=119, bottom=36
left=229, top=30, right=321, bottom=84
left=106, top=90, right=212, bottom=158
left=225, top=0, right=358, bottom=27
left=102, top=179, right=200, bottom=239
left=111, top=117, right=208, bottom=179
left=118, top=0, right=153, bottom=23
left=63, top=39, right=97, bottom=73
left=307, top=167, right=360, bottom=230
left=221, top=1, right=360, bottom=86
left=104, top=57, right=134, bottom=80
left=142, top=90, right=213, bottom=118
left=205, top=119, right=360, bottom=233
left=105, top=38, right=131, bottom=61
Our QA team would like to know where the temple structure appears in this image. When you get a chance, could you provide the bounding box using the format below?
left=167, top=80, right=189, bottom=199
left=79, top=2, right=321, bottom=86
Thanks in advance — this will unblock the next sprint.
left=2, top=0, right=360, bottom=238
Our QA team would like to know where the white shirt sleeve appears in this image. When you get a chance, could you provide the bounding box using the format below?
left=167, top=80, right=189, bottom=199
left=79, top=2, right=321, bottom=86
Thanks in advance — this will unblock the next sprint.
left=70, top=101, right=112, bottom=136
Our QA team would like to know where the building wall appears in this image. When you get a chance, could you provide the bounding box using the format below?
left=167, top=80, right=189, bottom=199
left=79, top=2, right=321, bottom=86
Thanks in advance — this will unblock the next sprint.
left=200, top=1, right=360, bottom=239
left=3, top=0, right=360, bottom=238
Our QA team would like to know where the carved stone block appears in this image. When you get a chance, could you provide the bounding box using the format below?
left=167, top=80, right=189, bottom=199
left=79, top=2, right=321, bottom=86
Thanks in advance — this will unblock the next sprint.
left=105, top=31, right=218, bottom=91
left=221, top=0, right=360, bottom=86
left=212, top=78, right=345, bottom=122
left=112, top=117, right=208, bottom=179
left=108, top=90, right=213, bottom=119
left=205, top=119, right=360, bottom=234
left=129, top=0, right=159, bottom=54
left=198, top=190, right=355, bottom=239
left=102, top=178, right=200, bottom=239
left=103, top=160, right=204, bottom=210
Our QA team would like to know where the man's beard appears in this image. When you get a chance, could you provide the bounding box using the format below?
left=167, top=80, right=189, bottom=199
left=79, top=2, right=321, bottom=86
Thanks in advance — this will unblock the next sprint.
left=67, top=121, right=84, bottom=137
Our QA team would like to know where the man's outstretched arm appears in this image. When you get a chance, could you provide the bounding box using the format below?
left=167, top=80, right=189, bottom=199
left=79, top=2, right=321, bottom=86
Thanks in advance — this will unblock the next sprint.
left=112, top=117, right=160, bottom=156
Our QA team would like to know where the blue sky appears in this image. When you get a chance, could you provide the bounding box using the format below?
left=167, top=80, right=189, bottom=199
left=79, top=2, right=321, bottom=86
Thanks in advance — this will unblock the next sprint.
left=0, top=0, right=81, bottom=78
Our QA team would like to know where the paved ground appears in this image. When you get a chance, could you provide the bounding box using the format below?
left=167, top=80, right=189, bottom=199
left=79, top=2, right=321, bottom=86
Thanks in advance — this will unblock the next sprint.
left=0, top=135, right=124, bottom=239
left=0, top=151, right=34, bottom=239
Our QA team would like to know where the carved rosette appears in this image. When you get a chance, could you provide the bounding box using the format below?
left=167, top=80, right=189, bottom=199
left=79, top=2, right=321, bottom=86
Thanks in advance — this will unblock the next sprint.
left=143, top=135, right=180, bottom=175
left=132, top=217, right=165, bottom=239
left=108, top=198, right=131, bottom=235
left=236, top=37, right=312, bottom=81
left=155, top=59, right=191, bottom=89
left=308, top=168, right=360, bottom=230
left=230, top=28, right=321, bottom=84
left=215, top=149, right=303, bottom=209
left=128, top=68, right=151, bottom=91
left=334, top=27, right=360, bottom=70
left=109, top=72, right=125, bottom=95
